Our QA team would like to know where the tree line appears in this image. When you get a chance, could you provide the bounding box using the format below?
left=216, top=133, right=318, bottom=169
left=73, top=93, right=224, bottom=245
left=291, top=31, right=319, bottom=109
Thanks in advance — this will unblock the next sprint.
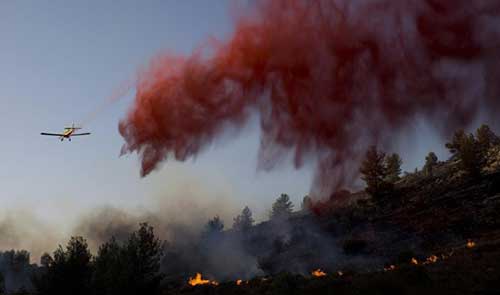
left=0, top=194, right=296, bottom=295
left=29, top=223, right=164, bottom=295
left=203, top=193, right=294, bottom=236
left=360, top=124, right=500, bottom=198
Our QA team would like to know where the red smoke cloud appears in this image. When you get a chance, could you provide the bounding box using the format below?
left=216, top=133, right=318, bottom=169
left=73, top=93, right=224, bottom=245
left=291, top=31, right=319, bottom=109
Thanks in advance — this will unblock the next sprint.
left=119, top=0, right=500, bottom=197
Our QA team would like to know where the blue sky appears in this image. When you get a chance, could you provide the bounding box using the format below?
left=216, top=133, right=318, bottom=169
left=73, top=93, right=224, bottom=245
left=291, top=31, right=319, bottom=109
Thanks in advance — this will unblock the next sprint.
left=0, top=1, right=316, bottom=231
left=0, top=1, right=456, bottom=237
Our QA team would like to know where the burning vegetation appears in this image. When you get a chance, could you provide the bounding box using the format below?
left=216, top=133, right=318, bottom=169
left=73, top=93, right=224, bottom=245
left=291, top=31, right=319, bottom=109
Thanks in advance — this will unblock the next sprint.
left=311, top=269, right=327, bottom=277
left=425, top=255, right=438, bottom=264
left=466, top=240, right=476, bottom=249
left=188, top=273, right=218, bottom=287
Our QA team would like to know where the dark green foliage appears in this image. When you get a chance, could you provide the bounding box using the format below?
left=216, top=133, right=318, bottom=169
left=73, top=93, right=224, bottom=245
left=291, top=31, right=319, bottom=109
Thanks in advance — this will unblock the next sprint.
left=445, top=126, right=500, bottom=177
left=271, top=194, right=294, bottom=219
left=92, top=223, right=164, bottom=295
left=0, top=250, right=31, bottom=273
left=39, top=253, right=53, bottom=268
left=33, top=236, right=93, bottom=295
left=446, top=129, right=467, bottom=155
left=475, top=124, right=500, bottom=166
left=126, top=223, right=164, bottom=282
left=233, top=206, right=254, bottom=232
left=385, top=153, right=402, bottom=183
left=476, top=124, right=499, bottom=150
left=446, top=130, right=481, bottom=177
left=204, top=215, right=224, bottom=235
left=423, top=152, right=438, bottom=177
left=33, top=224, right=164, bottom=295
left=92, top=238, right=122, bottom=295
left=360, top=146, right=388, bottom=197
left=0, top=250, right=34, bottom=293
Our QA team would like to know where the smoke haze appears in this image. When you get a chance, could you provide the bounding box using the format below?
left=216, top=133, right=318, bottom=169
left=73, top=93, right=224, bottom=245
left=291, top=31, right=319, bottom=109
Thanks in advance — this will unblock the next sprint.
left=0, top=210, right=61, bottom=261
left=75, top=176, right=241, bottom=252
left=0, top=170, right=242, bottom=262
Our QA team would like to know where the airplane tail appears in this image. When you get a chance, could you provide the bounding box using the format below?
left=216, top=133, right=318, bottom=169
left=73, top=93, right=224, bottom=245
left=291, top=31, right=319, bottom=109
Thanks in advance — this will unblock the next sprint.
left=65, top=123, right=82, bottom=130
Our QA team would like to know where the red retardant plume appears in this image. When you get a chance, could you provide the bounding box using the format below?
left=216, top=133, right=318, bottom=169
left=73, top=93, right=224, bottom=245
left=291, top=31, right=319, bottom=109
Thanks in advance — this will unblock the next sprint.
left=119, top=0, right=500, bottom=197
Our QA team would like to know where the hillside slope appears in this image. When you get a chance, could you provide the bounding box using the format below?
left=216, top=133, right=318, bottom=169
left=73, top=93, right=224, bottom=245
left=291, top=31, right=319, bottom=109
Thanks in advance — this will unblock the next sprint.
left=167, top=168, right=500, bottom=294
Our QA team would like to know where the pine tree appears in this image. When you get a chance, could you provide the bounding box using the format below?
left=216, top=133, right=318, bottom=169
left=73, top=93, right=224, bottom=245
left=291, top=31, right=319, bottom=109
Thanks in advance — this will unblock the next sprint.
left=446, top=130, right=481, bottom=177
left=476, top=124, right=500, bottom=167
left=360, top=146, right=387, bottom=197
left=271, top=194, right=294, bottom=219
left=33, top=237, right=93, bottom=295
left=476, top=124, right=500, bottom=150
left=385, top=153, right=402, bottom=183
left=92, top=223, right=164, bottom=295
left=445, top=129, right=467, bottom=156
left=233, top=206, right=254, bottom=232
left=204, top=216, right=224, bottom=235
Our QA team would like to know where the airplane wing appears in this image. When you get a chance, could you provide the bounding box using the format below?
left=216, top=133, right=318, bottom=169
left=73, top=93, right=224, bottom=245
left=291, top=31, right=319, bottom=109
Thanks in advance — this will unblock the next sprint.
left=71, top=133, right=91, bottom=136
left=41, top=132, right=64, bottom=136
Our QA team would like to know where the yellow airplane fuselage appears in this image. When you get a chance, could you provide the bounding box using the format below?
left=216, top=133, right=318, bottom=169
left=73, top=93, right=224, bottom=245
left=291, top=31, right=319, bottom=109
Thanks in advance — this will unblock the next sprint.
left=63, top=129, right=74, bottom=137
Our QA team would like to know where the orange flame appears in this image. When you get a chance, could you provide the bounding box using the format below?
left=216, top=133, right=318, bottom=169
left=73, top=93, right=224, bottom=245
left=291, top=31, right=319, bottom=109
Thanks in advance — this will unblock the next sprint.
left=425, top=255, right=438, bottom=264
left=188, top=273, right=218, bottom=286
left=411, top=257, right=419, bottom=265
left=466, top=240, right=476, bottom=249
left=236, top=279, right=242, bottom=286
left=312, top=269, right=327, bottom=277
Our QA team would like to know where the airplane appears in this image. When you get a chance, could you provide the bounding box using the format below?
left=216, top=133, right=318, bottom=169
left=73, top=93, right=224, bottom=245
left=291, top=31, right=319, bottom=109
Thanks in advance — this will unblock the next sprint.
left=40, top=123, right=91, bottom=141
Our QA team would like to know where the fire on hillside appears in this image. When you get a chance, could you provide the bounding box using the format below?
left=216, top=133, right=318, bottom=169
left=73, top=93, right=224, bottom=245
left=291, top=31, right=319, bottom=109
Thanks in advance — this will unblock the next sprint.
left=311, top=269, right=327, bottom=277
left=188, top=273, right=218, bottom=287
